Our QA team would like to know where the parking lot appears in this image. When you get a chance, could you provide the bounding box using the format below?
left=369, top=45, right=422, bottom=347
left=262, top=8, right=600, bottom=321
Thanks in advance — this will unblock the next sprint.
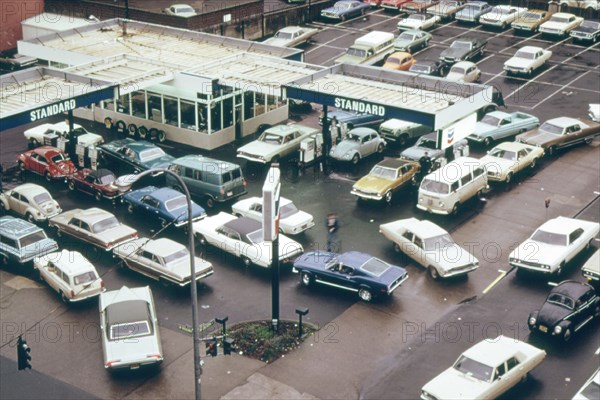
left=1, top=4, right=600, bottom=400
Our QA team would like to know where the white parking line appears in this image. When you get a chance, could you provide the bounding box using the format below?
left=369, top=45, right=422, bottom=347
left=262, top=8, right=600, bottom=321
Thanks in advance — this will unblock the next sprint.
left=532, top=70, right=592, bottom=109
left=498, top=33, right=542, bottom=54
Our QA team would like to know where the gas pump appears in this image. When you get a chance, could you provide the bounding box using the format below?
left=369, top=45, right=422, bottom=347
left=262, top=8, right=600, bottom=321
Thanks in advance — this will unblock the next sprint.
left=299, top=133, right=323, bottom=169
left=75, top=143, right=86, bottom=168
left=88, top=147, right=98, bottom=171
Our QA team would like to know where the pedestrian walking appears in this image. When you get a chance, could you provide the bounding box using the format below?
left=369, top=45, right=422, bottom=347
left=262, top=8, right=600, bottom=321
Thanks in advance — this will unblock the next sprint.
left=329, top=116, right=340, bottom=145
left=419, top=151, right=432, bottom=175
left=326, top=212, right=340, bottom=252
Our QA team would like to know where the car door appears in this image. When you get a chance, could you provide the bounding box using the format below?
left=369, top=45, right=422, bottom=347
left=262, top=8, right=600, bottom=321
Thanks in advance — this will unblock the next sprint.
left=35, top=153, right=50, bottom=175
left=9, top=191, right=25, bottom=215
left=567, top=228, right=586, bottom=261
left=80, top=174, right=96, bottom=195
left=515, top=149, right=529, bottom=172
left=140, top=196, right=160, bottom=218
left=46, top=262, right=66, bottom=294
left=78, top=220, right=96, bottom=245
left=498, top=358, right=523, bottom=394
left=65, top=217, right=83, bottom=237
left=489, top=362, right=509, bottom=398
left=248, top=203, right=263, bottom=221
left=399, top=231, right=421, bottom=264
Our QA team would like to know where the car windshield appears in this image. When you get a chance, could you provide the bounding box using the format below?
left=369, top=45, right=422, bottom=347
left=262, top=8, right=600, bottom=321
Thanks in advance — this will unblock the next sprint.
left=453, top=356, right=494, bottom=382
left=247, top=229, right=264, bottom=244
left=334, top=2, right=351, bottom=9
left=450, top=66, right=466, bottom=74
left=451, top=41, right=471, bottom=49
left=424, top=233, right=454, bottom=251
left=491, top=8, right=510, bottom=15
left=408, top=14, right=426, bottom=21
left=346, top=48, right=367, bottom=58
left=481, top=115, right=501, bottom=126
left=530, top=229, right=566, bottom=246
left=259, top=133, right=283, bottom=145
left=165, top=196, right=187, bottom=211
left=370, top=166, right=397, bottom=179
left=33, top=192, right=52, bottom=204
left=163, top=248, right=189, bottom=264
left=580, top=380, right=600, bottom=399
left=417, top=137, right=437, bottom=149
left=280, top=203, right=299, bottom=219
left=464, top=4, right=481, bottom=11
left=387, top=57, right=400, bottom=64
left=489, top=149, right=517, bottom=161
left=346, top=133, right=362, bottom=142
left=18, top=230, right=47, bottom=248
left=421, top=179, right=450, bottom=194
left=547, top=293, right=575, bottom=310
left=177, top=6, right=194, bottom=13
left=50, top=153, right=66, bottom=163
left=110, top=321, right=151, bottom=340
left=550, top=16, right=570, bottom=24
left=74, top=271, right=96, bottom=285
left=99, top=173, right=115, bottom=185
left=522, top=12, right=541, bottom=20
left=582, top=21, right=600, bottom=29
left=399, top=33, right=416, bottom=41
left=539, top=122, right=564, bottom=135
left=275, top=31, right=293, bottom=39
left=515, top=50, right=535, bottom=59
left=410, top=64, right=431, bottom=73
left=139, top=148, right=165, bottom=162
left=92, top=216, right=120, bottom=233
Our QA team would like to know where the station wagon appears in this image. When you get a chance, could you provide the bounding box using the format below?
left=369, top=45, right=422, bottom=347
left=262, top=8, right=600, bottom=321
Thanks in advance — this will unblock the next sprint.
left=0, top=216, right=58, bottom=266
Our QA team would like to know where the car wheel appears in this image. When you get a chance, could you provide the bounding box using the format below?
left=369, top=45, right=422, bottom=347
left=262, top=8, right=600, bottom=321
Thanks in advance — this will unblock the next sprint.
left=18, top=162, right=26, bottom=172
left=351, top=154, right=360, bottom=165
left=530, top=158, right=538, bottom=169
left=127, top=204, right=135, bottom=214
left=451, top=202, right=460, bottom=215
left=36, top=268, right=43, bottom=282
left=377, top=143, right=385, bottom=154
left=301, top=272, right=312, bottom=287
left=67, top=180, right=76, bottom=191
left=483, top=136, right=493, bottom=147
left=60, top=291, right=69, bottom=304
left=0, top=202, right=6, bottom=213
left=527, top=68, right=533, bottom=77
left=585, top=239, right=592, bottom=250
left=358, top=288, right=372, bottom=302
left=428, top=266, right=440, bottom=280
left=53, top=226, right=62, bottom=238
left=398, top=133, right=409, bottom=147
left=196, top=234, right=207, bottom=246
left=0, top=254, right=8, bottom=267
left=205, top=197, right=215, bottom=209
left=501, top=22, right=506, bottom=30
left=585, top=137, right=593, bottom=145
left=505, top=172, right=513, bottom=184
left=25, top=213, right=35, bottom=223
left=593, top=305, right=600, bottom=318
left=384, top=191, right=393, bottom=204
left=557, top=262, right=565, bottom=276
left=563, top=327, right=572, bottom=342
left=394, top=243, right=401, bottom=253
left=45, top=172, right=52, bottom=182
left=160, top=219, right=169, bottom=228
left=242, top=256, right=252, bottom=268
left=94, top=191, right=103, bottom=202
left=547, top=146, right=557, bottom=156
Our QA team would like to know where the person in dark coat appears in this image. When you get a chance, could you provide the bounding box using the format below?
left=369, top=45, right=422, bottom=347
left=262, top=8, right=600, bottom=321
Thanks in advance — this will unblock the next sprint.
left=419, top=151, right=432, bottom=175
left=326, top=212, right=340, bottom=252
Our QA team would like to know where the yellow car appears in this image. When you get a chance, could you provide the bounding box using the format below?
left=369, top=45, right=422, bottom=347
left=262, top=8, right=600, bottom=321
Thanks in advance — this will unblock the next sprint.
left=382, top=52, right=415, bottom=71
left=351, top=158, right=420, bottom=204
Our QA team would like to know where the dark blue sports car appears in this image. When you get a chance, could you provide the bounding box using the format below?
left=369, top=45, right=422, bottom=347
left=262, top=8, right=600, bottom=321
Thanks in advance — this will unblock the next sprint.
left=321, top=1, right=370, bottom=21
left=123, top=186, right=206, bottom=229
left=293, top=251, right=408, bottom=301
left=98, top=139, right=175, bottom=173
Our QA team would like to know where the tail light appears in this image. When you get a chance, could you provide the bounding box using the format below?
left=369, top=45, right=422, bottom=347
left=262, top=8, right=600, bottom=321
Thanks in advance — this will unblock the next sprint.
left=100, top=280, right=105, bottom=289
left=243, top=180, right=247, bottom=187
left=70, top=290, right=75, bottom=298
left=106, top=359, right=121, bottom=368
left=147, top=354, right=162, bottom=359
left=220, top=188, right=225, bottom=195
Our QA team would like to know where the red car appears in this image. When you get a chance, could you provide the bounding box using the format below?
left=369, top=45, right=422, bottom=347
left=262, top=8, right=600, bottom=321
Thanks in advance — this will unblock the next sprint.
left=17, top=146, right=76, bottom=181
left=365, top=0, right=383, bottom=6
left=381, top=0, right=413, bottom=11
left=400, top=0, right=439, bottom=13
left=67, top=168, right=126, bottom=202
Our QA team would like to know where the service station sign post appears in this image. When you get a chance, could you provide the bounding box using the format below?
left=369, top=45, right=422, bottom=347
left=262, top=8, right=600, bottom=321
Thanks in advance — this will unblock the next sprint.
left=263, top=164, right=281, bottom=332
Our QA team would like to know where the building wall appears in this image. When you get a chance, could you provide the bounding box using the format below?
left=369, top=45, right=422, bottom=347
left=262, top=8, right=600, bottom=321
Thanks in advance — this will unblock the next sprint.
left=1, top=0, right=45, bottom=51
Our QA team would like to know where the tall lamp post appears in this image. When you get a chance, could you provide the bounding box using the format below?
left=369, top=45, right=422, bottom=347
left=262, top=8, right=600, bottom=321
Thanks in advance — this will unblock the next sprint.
left=118, top=169, right=202, bottom=400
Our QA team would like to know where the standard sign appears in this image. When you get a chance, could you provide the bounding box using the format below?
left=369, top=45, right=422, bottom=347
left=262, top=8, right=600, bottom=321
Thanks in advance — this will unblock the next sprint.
left=334, top=97, right=385, bottom=117
left=29, top=99, right=77, bottom=122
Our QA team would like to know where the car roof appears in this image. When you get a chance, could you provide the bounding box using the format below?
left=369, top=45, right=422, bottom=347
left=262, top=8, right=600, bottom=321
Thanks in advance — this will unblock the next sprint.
left=128, top=141, right=160, bottom=152
left=101, top=285, right=151, bottom=311
left=224, top=217, right=261, bottom=236
left=0, top=216, right=43, bottom=238
left=407, top=219, right=447, bottom=238
left=389, top=51, right=412, bottom=58
left=76, top=208, right=117, bottom=225
left=376, top=158, right=417, bottom=169
left=425, top=157, right=483, bottom=183
left=143, top=238, right=186, bottom=256
left=50, top=250, right=94, bottom=275
left=452, top=61, right=476, bottom=68
left=551, top=280, right=593, bottom=299
left=462, top=336, right=519, bottom=367
left=278, top=26, right=304, bottom=33
left=546, top=117, right=581, bottom=127
left=149, top=187, right=185, bottom=202
left=264, top=124, right=306, bottom=136
left=552, top=12, right=576, bottom=18
left=89, top=168, right=115, bottom=178
left=538, top=216, right=587, bottom=234
left=32, top=146, right=62, bottom=156
left=518, top=46, right=543, bottom=53
left=12, top=183, right=49, bottom=196
left=492, top=142, right=537, bottom=152
left=337, top=251, right=373, bottom=268
left=173, top=155, right=240, bottom=172
left=400, top=29, right=425, bottom=35
left=347, top=127, right=378, bottom=137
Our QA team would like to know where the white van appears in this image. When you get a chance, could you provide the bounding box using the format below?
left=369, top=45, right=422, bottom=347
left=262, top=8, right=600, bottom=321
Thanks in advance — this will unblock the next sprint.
left=417, top=157, right=488, bottom=215
left=335, top=31, right=395, bottom=65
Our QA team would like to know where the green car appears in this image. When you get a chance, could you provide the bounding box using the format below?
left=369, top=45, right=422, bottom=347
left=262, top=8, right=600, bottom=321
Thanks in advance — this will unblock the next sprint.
left=393, top=30, right=432, bottom=53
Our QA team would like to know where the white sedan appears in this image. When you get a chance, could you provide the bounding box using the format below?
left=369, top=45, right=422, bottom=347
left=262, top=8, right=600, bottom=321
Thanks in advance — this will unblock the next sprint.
left=480, top=142, right=544, bottom=183
left=0, top=183, right=61, bottom=222
left=232, top=196, right=315, bottom=235
left=509, top=216, right=599, bottom=275
left=479, top=5, right=528, bottom=29
left=446, top=61, right=481, bottom=82
left=24, top=122, right=104, bottom=148
left=573, top=369, right=600, bottom=400
left=263, top=26, right=319, bottom=48
left=539, top=12, right=583, bottom=36
left=397, top=13, right=440, bottom=31
left=380, top=217, right=479, bottom=279
left=503, top=46, right=552, bottom=76
left=192, top=212, right=304, bottom=268
left=163, top=3, right=196, bottom=17
left=421, top=336, right=546, bottom=400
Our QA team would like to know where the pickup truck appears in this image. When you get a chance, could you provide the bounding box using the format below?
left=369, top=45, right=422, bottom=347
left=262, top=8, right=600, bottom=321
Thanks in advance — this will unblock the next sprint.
left=378, top=119, right=431, bottom=146
left=467, top=111, right=540, bottom=146
left=503, top=46, right=552, bottom=76
left=516, top=117, right=600, bottom=155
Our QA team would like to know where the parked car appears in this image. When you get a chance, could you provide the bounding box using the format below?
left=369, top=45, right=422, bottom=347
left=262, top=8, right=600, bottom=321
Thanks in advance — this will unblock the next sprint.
left=237, top=124, right=318, bottom=164
left=163, top=4, right=196, bottom=17
left=516, top=117, right=600, bottom=156
left=581, top=249, right=600, bottom=283
left=320, top=109, right=385, bottom=130
left=263, top=26, right=319, bottom=47
left=0, top=216, right=58, bottom=266
left=439, top=37, right=486, bottom=63
left=528, top=280, right=599, bottom=341
left=554, top=0, right=598, bottom=12
left=232, top=196, right=314, bottom=235
left=480, top=5, right=528, bottom=29
left=539, top=12, right=583, bottom=37
left=400, top=0, right=439, bottom=14
left=573, top=369, right=600, bottom=400
left=320, top=0, right=370, bottom=20
left=445, top=61, right=481, bottom=82
left=570, top=20, right=600, bottom=42
left=409, top=59, right=449, bottom=76
left=292, top=250, right=409, bottom=302
left=503, top=46, right=552, bottom=76
left=113, top=237, right=213, bottom=286
left=467, top=111, right=540, bottom=146
left=24, top=122, right=104, bottom=148
left=335, top=31, right=395, bottom=65
left=379, top=118, right=432, bottom=146
left=98, top=139, right=175, bottom=173
left=589, top=104, right=600, bottom=122
left=67, top=168, right=125, bottom=202
left=17, top=146, right=76, bottom=182
left=34, top=250, right=104, bottom=303
left=49, top=208, right=138, bottom=251
left=192, top=212, right=303, bottom=268
left=479, top=142, right=544, bottom=183
left=0, top=183, right=61, bottom=223
left=509, top=216, right=599, bottom=275
left=400, top=132, right=470, bottom=171
left=393, top=29, right=432, bottom=52
left=99, top=286, right=163, bottom=370
left=0, top=53, right=37, bottom=71
left=511, top=9, right=552, bottom=32
left=397, top=13, right=440, bottom=31
left=428, top=0, right=467, bottom=20
left=351, top=158, right=420, bottom=203
left=330, top=128, right=386, bottom=164
left=365, top=0, right=383, bottom=6
left=455, top=1, right=493, bottom=23
left=420, top=336, right=546, bottom=400
left=383, top=51, right=415, bottom=70
left=381, top=0, right=413, bottom=12
left=380, top=217, right=479, bottom=279
left=123, top=186, right=206, bottom=229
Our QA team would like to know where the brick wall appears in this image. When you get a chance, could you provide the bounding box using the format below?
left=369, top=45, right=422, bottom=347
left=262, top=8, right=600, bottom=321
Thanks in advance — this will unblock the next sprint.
left=1, top=0, right=45, bottom=51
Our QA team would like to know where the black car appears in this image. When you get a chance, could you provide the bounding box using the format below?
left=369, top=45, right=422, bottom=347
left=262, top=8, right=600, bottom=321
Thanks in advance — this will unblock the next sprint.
left=98, top=138, right=175, bottom=174
left=570, top=20, right=600, bottom=43
left=439, top=37, right=486, bottom=64
left=409, top=59, right=448, bottom=76
left=528, top=280, right=600, bottom=342
left=292, top=251, right=408, bottom=302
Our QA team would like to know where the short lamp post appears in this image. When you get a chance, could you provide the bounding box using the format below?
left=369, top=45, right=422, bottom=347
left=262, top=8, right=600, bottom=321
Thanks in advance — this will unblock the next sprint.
left=296, top=308, right=309, bottom=338
left=117, top=169, right=202, bottom=400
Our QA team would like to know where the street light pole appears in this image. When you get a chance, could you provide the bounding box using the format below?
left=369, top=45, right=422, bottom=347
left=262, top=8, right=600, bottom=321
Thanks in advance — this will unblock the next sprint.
left=119, top=169, right=201, bottom=400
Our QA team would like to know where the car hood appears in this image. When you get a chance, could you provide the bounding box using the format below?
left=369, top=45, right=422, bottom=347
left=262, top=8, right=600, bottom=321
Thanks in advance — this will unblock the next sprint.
left=335, top=54, right=362, bottom=64
left=573, top=25, right=598, bottom=34
left=354, top=175, right=393, bottom=193
left=541, top=21, right=569, bottom=30
left=423, top=368, right=490, bottom=399
left=398, top=20, right=420, bottom=28
left=77, top=133, right=103, bottom=147
left=263, top=38, right=290, bottom=47
left=322, top=6, right=343, bottom=14
left=430, top=244, right=478, bottom=270
left=330, top=141, right=359, bottom=158
left=393, top=38, right=414, bottom=48
left=537, top=302, right=571, bottom=328
left=517, top=129, right=556, bottom=146
left=474, top=122, right=497, bottom=135
left=511, top=240, right=566, bottom=265
left=238, top=141, right=278, bottom=157
left=400, top=146, right=441, bottom=161
left=514, top=17, right=540, bottom=26
left=440, top=47, right=467, bottom=59
left=480, top=155, right=515, bottom=172
left=95, top=225, right=138, bottom=246
left=505, top=57, right=533, bottom=68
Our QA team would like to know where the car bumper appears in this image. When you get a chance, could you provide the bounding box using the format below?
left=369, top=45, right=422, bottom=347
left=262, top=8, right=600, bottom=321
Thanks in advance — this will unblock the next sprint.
left=237, top=154, right=268, bottom=163
left=172, top=268, right=214, bottom=287
left=416, top=204, right=451, bottom=215
left=504, top=66, right=529, bottom=74
left=441, top=264, right=479, bottom=278
left=105, top=356, right=163, bottom=370
left=540, top=29, right=565, bottom=36
left=467, top=134, right=486, bottom=143
left=387, top=274, right=409, bottom=294
left=69, top=288, right=105, bottom=302
left=509, top=261, right=554, bottom=273
left=174, top=215, right=206, bottom=228
left=512, top=25, right=535, bottom=31
left=351, top=189, right=384, bottom=201
left=456, top=16, right=478, bottom=22
left=285, top=221, right=315, bottom=235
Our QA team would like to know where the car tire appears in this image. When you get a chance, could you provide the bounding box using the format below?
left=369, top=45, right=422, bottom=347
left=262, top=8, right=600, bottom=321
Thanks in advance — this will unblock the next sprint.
left=60, top=291, right=69, bottom=304
left=196, top=234, right=207, bottom=246
left=18, top=162, right=26, bottom=172
left=384, top=191, right=393, bottom=204
left=530, top=158, right=538, bottom=169
left=205, top=197, right=215, bottom=209
left=301, top=272, right=312, bottom=287
left=585, top=137, right=593, bottom=145
left=233, top=213, right=242, bottom=218
left=398, top=133, right=409, bottom=147
left=31, top=138, right=39, bottom=147
left=127, top=204, right=135, bottom=214
left=394, top=243, right=401, bottom=253
left=157, top=130, right=167, bottom=143
left=547, top=146, right=557, bottom=156
left=0, top=202, right=6, bottom=213
left=0, top=254, right=8, bottom=267
left=563, top=327, right=572, bottom=342
left=557, top=262, right=565, bottom=276
left=505, top=172, right=513, bottom=184
left=451, top=202, right=460, bottom=215
left=483, top=136, right=493, bottom=147
left=53, top=226, right=62, bottom=238
left=45, top=171, right=52, bottom=182
left=242, top=256, right=252, bottom=268
left=138, top=126, right=148, bottom=140
left=351, top=154, right=360, bottom=165
left=377, top=143, right=385, bottom=154
left=501, top=22, right=506, bottom=30
left=128, top=123, right=138, bottom=138
left=25, top=213, right=35, bottom=223
left=358, top=288, right=372, bottom=302
left=94, top=191, right=103, bottom=202
left=115, top=120, right=127, bottom=135
left=67, top=180, right=76, bottom=191
left=428, top=266, right=440, bottom=280
left=36, top=268, right=43, bottom=282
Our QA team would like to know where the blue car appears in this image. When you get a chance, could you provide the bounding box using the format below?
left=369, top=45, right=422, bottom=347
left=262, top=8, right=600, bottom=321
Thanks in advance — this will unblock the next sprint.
left=123, top=186, right=206, bottom=229
left=321, top=0, right=370, bottom=21
left=320, top=109, right=385, bottom=130
left=98, top=139, right=175, bottom=174
left=292, top=251, right=408, bottom=302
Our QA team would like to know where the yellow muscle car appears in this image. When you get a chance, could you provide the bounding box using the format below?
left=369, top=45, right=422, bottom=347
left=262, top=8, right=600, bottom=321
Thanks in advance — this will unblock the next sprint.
left=351, top=158, right=420, bottom=204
